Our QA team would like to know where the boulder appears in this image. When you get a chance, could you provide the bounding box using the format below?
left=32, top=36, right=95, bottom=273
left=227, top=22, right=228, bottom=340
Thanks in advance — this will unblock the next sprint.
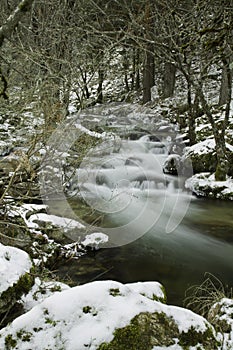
left=183, top=139, right=233, bottom=176
left=0, top=280, right=219, bottom=350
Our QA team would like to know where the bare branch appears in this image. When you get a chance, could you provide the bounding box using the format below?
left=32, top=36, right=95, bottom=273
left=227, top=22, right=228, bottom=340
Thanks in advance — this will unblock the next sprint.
left=0, top=0, right=34, bottom=47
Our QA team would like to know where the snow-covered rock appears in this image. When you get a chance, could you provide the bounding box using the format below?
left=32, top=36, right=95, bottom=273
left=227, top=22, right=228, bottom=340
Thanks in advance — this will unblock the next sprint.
left=185, top=173, right=233, bottom=200
left=0, top=243, right=33, bottom=314
left=208, top=298, right=233, bottom=350
left=183, top=139, right=233, bottom=176
left=0, top=280, right=218, bottom=350
left=81, top=232, right=109, bottom=249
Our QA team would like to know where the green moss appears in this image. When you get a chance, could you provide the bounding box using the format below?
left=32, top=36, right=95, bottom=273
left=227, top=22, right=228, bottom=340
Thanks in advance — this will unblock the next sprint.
left=0, top=270, right=34, bottom=314
left=45, top=318, right=57, bottom=326
left=83, top=306, right=92, bottom=314
left=98, top=311, right=220, bottom=350
left=98, top=312, right=178, bottom=350
left=109, top=288, right=121, bottom=297
left=179, top=325, right=220, bottom=349
left=16, top=330, right=32, bottom=342
left=82, top=305, right=98, bottom=316
left=4, top=334, right=17, bottom=349
left=153, top=285, right=167, bottom=303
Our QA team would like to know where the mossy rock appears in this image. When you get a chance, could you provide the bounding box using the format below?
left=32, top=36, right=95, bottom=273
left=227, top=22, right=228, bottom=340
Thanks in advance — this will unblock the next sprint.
left=0, top=270, right=34, bottom=315
left=184, top=142, right=233, bottom=177
left=98, top=311, right=219, bottom=350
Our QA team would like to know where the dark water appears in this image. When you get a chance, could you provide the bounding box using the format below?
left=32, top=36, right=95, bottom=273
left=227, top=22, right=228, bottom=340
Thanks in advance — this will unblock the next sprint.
left=55, top=197, right=233, bottom=306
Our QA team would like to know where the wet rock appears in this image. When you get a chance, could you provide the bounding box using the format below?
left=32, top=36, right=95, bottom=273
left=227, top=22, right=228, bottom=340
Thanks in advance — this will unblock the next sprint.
left=163, top=154, right=182, bottom=175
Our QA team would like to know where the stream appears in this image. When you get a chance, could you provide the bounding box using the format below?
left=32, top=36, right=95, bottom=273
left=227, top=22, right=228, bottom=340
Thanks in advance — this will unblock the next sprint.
left=51, top=103, right=233, bottom=306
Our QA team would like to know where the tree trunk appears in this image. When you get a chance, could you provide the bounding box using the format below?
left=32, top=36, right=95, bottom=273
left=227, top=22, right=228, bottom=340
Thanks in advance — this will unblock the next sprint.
left=187, top=83, right=196, bottom=146
left=219, top=66, right=228, bottom=106
left=97, top=68, right=104, bottom=104
left=0, top=68, right=8, bottom=100
left=0, top=0, right=34, bottom=47
left=142, top=47, right=154, bottom=104
left=134, top=49, right=140, bottom=91
left=162, top=62, right=176, bottom=98
left=197, top=85, right=228, bottom=180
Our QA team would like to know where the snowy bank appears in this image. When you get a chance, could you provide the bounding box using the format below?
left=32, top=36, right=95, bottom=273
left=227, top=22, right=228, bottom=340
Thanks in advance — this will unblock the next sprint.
left=0, top=280, right=218, bottom=350
left=185, top=173, right=233, bottom=200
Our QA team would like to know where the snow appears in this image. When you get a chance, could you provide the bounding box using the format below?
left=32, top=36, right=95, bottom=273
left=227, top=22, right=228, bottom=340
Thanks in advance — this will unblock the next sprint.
left=0, top=280, right=212, bottom=350
left=152, top=344, right=182, bottom=350
left=27, top=213, right=85, bottom=231
left=126, top=281, right=165, bottom=301
left=186, top=173, right=233, bottom=200
left=8, top=203, right=85, bottom=232
left=21, top=277, right=70, bottom=312
left=0, top=243, right=32, bottom=294
left=81, top=232, right=109, bottom=248
left=185, top=138, right=233, bottom=156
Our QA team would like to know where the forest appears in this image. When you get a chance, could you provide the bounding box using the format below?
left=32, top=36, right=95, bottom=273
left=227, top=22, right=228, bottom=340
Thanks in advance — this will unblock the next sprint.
left=0, top=1, right=233, bottom=349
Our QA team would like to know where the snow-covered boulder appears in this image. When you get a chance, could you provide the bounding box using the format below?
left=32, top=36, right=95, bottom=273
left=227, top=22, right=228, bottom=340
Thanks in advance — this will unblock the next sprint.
left=0, top=243, right=33, bottom=314
left=183, top=139, right=233, bottom=176
left=0, top=280, right=219, bottom=350
left=185, top=173, right=233, bottom=200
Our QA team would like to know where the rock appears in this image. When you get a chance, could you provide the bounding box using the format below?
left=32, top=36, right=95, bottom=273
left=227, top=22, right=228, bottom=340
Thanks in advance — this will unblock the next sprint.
left=208, top=298, right=233, bottom=349
left=185, top=173, right=233, bottom=200
left=183, top=139, right=233, bottom=176
left=0, top=280, right=219, bottom=350
left=99, top=311, right=218, bottom=350
left=163, top=154, right=183, bottom=175
left=208, top=298, right=233, bottom=333
left=81, top=232, right=109, bottom=250
left=0, top=243, right=34, bottom=315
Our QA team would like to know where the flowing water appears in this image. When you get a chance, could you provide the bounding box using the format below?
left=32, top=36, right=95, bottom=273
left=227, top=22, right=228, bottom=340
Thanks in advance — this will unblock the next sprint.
left=53, top=104, right=233, bottom=305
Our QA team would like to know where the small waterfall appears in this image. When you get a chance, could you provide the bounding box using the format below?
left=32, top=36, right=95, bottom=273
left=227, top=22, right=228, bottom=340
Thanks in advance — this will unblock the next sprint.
left=69, top=131, right=193, bottom=248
